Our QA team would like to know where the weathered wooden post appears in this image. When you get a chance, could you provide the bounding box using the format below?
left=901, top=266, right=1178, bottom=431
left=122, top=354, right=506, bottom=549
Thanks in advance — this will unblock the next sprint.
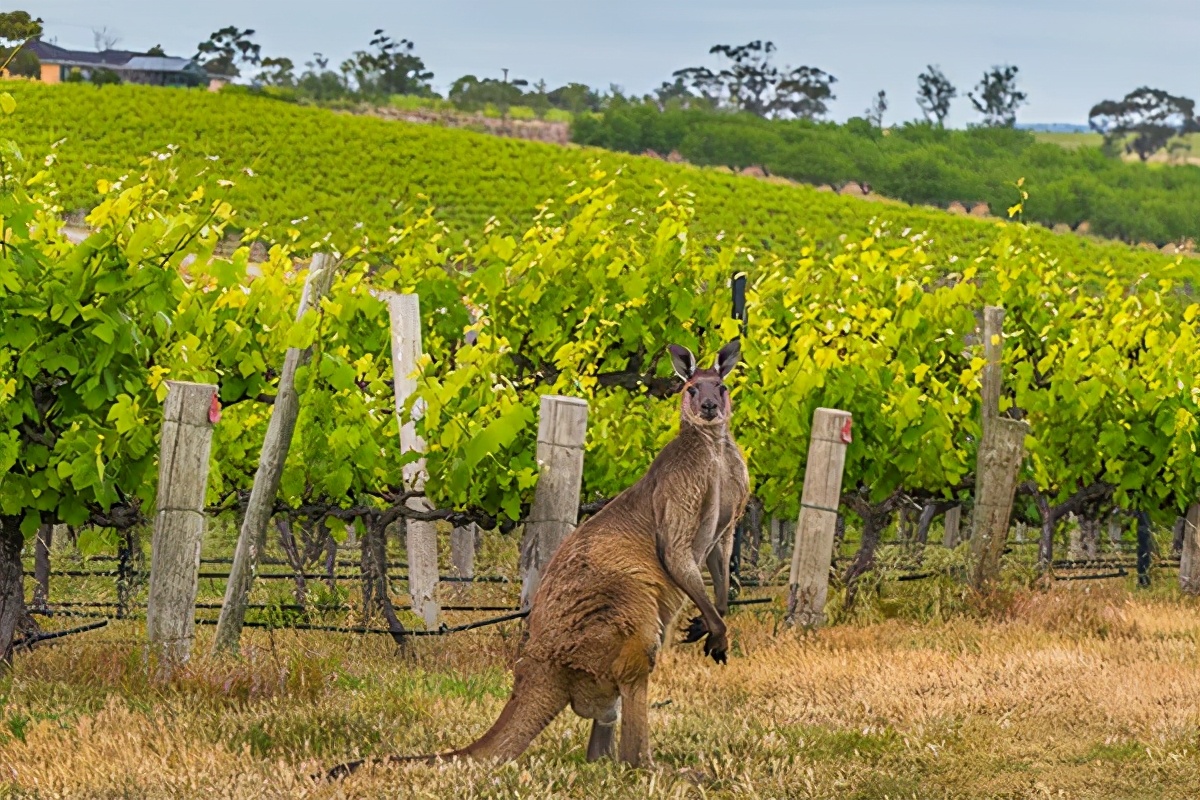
left=451, top=524, right=478, bottom=580
left=147, top=381, right=218, bottom=668
left=981, top=306, right=1004, bottom=442
left=520, top=395, right=589, bottom=610
left=786, top=408, right=853, bottom=628
left=968, top=418, right=1028, bottom=589
left=943, top=506, right=962, bottom=548
left=1179, top=504, right=1200, bottom=594
left=383, top=292, right=440, bottom=629
left=769, top=517, right=783, bottom=555
left=968, top=305, right=1029, bottom=589
left=213, top=253, right=336, bottom=654
left=31, top=524, right=52, bottom=610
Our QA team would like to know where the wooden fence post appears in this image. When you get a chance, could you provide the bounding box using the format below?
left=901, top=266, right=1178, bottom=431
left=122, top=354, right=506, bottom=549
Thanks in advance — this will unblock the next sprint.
left=451, top=524, right=478, bottom=580
left=968, top=418, right=1029, bottom=589
left=943, top=505, right=962, bottom=548
left=147, top=381, right=218, bottom=668
left=967, top=304, right=1030, bottom=588
left=213, top=253, right=336, bottom=654
left=383, top=292, right=440, bottom=629
left=519, top=395, right=589, bottom=610
left=786, top=408, right=853, bottom=628
left=981, top=306, right=1004, bottom=440
left=1180, top=504, right=1200, bottom=594
left=31, top=524, right=52, bottom=610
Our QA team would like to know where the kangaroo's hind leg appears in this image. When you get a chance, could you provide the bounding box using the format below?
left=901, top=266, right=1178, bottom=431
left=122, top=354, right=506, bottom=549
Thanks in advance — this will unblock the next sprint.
left=617, top=674, right=652, bottom=767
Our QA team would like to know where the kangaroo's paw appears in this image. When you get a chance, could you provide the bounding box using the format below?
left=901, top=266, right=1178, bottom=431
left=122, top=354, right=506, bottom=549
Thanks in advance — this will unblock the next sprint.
left=703, top=631, right=728, bottom=664
left=679, top=615, right=707, bottom=644
left=323, top=758, right=365, bottom=782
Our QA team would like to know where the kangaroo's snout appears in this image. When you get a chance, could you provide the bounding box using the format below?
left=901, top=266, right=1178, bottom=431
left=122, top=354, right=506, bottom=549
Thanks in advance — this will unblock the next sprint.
left=700, top=400, right=719, bottom=420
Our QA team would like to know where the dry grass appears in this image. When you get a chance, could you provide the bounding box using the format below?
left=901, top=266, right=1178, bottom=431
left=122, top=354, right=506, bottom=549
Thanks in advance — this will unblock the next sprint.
left=4, top=582, right=1200, bottom=799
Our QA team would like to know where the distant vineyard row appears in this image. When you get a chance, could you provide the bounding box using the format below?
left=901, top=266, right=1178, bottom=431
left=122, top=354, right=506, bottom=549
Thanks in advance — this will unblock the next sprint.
left=3, top=83, right=1191, bottom=289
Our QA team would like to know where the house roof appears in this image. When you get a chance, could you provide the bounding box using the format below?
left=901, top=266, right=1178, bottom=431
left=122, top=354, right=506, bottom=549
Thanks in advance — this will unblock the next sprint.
left=123, top=56, right=193, bottom=73
left=26, top=40, right=192, bottom=72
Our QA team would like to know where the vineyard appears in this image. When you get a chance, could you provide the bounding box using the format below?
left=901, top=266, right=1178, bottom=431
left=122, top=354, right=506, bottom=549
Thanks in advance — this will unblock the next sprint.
left=4, top=84, right=1200, bottom=797
left=1, top=82, right=1193, bottom=284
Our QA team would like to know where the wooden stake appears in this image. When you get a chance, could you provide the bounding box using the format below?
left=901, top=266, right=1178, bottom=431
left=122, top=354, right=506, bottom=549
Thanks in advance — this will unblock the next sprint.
left=1180, top=504, right=1200, bottom=594
left=968, top=418, right=1029, bottom=589
left=981, top=306, right=1004, bottom=442
left=383, top=292, right=439, bottom=629
left=943, top=505, right=962, bottom=548
left=451, top=523, right=478, bottom=580
left=213, top=254, right=336, bottom=654
left=519, top=395, right=589, bottom=610
left=31, top=524, right=51, bottom=610
left=147, top=381, right=217, bottom=668
left=786, top=408, right=852, bottom=628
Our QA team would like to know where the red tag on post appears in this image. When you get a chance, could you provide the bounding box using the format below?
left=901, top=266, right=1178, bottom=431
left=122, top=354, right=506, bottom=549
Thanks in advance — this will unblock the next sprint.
left=840, top=417, right=852, bottom=444
left=208, top=393, right=221, bottom=424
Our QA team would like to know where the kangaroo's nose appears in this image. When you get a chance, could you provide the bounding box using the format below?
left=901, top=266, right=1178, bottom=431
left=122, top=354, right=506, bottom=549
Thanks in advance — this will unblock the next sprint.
left=700, top=399, right=718, bottom=418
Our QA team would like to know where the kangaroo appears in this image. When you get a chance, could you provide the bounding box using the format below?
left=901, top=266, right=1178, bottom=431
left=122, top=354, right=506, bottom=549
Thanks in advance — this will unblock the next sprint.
left=682, top=417, right=750, bottom=643
left=326, top=340, right=743, bottom=778
left=664, top=343, right=749, bottom=646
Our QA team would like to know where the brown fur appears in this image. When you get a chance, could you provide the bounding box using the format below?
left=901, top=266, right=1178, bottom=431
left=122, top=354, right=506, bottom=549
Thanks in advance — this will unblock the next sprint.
left=326, top=341, right=745, bottom=778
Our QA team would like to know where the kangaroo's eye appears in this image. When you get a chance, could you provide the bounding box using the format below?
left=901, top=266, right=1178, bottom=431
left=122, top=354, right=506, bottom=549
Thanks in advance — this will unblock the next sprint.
left=687, top=386, right=698, bottom=397
left=719, top=385, right=728, bottom=394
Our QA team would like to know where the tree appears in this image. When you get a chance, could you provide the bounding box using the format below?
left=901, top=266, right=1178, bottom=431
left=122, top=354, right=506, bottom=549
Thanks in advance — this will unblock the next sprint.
left=916, top=65, right=956, bottom=126
left=90, top=67, right=121, bottom=86
left=195, top=26, right=261, bottom=80
left=969, top=65, right=1026, bottom=127
left=259, top=56, right=296, bottom=87
left=1088, top=87, right=1199, bottom=162
left=449, top=73, right=528, bottom=114
left=865, top=90, right=888, bottom=128
left=92, top=26, right=120, bottom=52
left=346, top=29, right=434, bottom=98
left=146, top=44, right=166, bottom=56
left=673, top=40, right=836, bottom=120
left=529, top=78, right=550, bottom=119
left=546, top=82, right=601, bottom=114
left=0, top=10, right=42, bottom=79
left=653, top=76, right=699, bottom=110
left=0, top=10, right=42, bottom=44
left=296, top=53, right=350, bottom=101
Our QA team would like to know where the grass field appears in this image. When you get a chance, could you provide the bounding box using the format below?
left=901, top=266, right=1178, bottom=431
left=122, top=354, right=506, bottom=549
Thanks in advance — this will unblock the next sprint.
left=5, top=585, right=1200, bottom=798
left=1036, top=130, right=1200, bottom=164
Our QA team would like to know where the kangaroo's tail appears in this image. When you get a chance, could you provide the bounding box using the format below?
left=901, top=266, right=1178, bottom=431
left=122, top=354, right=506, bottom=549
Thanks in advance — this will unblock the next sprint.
left=324, top=660, right=569, bottom=781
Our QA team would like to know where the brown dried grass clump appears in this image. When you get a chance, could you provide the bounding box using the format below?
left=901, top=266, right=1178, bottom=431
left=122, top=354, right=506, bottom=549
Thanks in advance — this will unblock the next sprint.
left=4, top=587, right=1200, bottom=798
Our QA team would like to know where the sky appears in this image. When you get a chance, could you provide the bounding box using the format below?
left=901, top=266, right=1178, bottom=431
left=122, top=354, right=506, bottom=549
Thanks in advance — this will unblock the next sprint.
left=20, top=0, right=1200, bottom=126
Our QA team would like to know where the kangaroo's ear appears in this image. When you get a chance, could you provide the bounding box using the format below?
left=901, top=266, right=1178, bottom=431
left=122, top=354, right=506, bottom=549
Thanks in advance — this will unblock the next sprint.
left=715, top=339, right=741, bottom=378
left=668, top=344, right=697, bottom=381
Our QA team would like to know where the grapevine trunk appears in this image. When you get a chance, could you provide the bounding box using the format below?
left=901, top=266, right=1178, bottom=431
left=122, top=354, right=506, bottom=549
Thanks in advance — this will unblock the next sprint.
left=0, top=515, right=35, bottom=667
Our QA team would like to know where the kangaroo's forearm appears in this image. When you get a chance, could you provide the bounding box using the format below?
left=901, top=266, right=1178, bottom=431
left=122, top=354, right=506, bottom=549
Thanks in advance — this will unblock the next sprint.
left=663, top=546, right=724, bottom=632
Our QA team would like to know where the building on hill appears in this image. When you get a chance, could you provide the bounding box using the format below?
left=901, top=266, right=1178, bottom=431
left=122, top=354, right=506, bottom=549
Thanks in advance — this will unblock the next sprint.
left=23, top=40, right=204, bottom=86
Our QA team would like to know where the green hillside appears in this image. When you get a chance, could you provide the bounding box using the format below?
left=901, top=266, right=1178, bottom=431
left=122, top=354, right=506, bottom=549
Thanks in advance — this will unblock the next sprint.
left=3, top=82, right=1190, bottom=284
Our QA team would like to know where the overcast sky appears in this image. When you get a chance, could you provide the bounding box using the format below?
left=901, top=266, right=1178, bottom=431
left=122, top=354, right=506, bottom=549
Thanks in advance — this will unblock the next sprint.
left=23, top=0, right=1200, bottom=126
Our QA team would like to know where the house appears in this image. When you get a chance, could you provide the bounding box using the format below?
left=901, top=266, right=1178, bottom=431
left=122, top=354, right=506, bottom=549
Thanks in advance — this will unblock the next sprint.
left=24, top=40, right=204, bottom=86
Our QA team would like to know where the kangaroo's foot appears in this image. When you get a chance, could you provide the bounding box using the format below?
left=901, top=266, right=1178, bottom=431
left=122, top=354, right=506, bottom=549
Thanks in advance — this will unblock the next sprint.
left=679, top=615, right=727, bottom=663
left=323, top=758, right=365, bottom=781
left=680, top=615, right=707, bottom=644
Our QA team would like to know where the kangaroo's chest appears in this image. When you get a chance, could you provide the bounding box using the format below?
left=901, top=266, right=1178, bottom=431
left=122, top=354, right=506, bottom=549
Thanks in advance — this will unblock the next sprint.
left=691, top=455, right=726, bottom=563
